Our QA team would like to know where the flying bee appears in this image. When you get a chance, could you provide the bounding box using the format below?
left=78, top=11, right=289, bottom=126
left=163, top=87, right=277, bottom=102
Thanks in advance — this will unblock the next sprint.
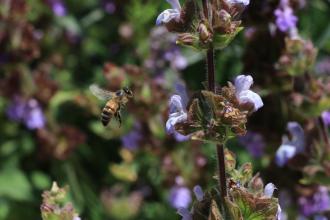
left=89, top=84, right=133, bottom=127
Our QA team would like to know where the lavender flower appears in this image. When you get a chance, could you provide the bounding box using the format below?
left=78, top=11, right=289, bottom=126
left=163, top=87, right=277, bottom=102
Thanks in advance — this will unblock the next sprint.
left=101, top=0, right=116, bottom=14
left=321, top=111, right=330, bottom=126
left=238, top=131, right=265, bottom=158
left=166, top=95, right=189, bottom=141
left=47, top=0, right=67, bottom=17
left=73, top=217, right=81, bottom=220
left=121, top=123, right=142, bottom=150
left=234, top=75, right=264, bottom=112
left=193, top=185, right=204, bottom=202
left=275, top=122, right=305, bottom=167
left=316, top=58, right=330, bottom=75
left=6, top=96, right=26, bottom=122
left=6, top=96, right=46, bottom=130
left=298, top=186, right=330, bottom=217
left=169, top=177, right=192, bottom=209
left=24, top=99, right=46, bottom=130
left=274, top=0, right=298, bottom=33
left=177, top=207, right=192, bottom=220
left=156, top=0, right=181, bottom=25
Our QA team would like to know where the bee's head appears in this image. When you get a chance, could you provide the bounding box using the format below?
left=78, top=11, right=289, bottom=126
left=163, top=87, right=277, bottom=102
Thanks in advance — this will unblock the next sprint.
left=123, top=87, right=133, bottom=98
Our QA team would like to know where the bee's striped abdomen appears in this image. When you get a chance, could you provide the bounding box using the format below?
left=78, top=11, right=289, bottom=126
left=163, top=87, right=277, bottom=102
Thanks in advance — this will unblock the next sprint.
left=101, top=106, right=113, bottom=126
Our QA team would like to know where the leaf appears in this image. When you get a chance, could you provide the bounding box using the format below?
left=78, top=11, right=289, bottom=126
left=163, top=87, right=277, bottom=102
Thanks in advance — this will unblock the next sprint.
left=208, top=200, right=224, bottom=220
left=0, top=168, right=32, bottom=201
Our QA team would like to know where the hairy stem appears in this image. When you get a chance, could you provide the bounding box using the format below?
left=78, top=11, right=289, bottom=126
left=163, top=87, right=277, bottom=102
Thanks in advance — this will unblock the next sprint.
left=318, top=116, right=330, bottom=151
left=203, top=0, right=227, bottom=199
left=217, top=143, right=227, bottom=197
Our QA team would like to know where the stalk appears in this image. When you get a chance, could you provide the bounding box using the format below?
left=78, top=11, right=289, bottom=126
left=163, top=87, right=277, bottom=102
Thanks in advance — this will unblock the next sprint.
left=203, top=0, right=227, bottom=199
left=318, top=116, right=330, bottom=151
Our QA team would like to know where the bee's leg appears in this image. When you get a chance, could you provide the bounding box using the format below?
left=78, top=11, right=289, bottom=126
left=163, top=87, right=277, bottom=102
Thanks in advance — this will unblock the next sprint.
left=115, top=111, right=122, bottom=127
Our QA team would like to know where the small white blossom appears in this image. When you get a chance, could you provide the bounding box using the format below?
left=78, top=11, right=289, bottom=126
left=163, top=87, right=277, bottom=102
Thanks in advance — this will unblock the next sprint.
left=227, top=0, right=250, bottom=6
left=156, top=0, right=181, bottom=25
left=166, top=95, right=188, bottom=134
left=264, top=183, right=277, bottom=198
left=234, top=75, right=264, bottom=112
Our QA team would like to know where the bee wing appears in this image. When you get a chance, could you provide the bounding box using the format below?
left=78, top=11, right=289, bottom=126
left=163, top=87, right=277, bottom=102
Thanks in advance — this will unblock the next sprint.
left=89, top=84, right=115, bottom=100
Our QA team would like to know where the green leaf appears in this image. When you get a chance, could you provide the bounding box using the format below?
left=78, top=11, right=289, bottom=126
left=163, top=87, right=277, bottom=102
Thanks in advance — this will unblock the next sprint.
left=0, top=168, right=32, bottom=201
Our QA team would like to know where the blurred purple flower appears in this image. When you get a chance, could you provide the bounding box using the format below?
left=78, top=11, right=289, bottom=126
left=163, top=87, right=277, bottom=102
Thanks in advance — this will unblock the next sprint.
left=275, top=122, right=305, bottom=167
left=121, top=123, right=142, bottom=150
left=321, top=111, right=330, bottom=126
left=169, top=186, right=192, bottom=209
left=6, top=96, right=26, bottom=122
left=6, top=96, right=46, bottom=130
left=193, top=185, right=204, bottom=202
left=234, top=75, right=264, bottom=112
left=298, top=186, right=330, bottom=217
left=274, top=0, right=298, bottom=33
left=47, top=0, right=67, bottom=17
left=316, top=58, right=330, bottom=75
left=24, top=99, right=46, bottom=130
left=238, top=131, right=265, bottom=158
left=156, top=0, right=181, bottom=25
left=101, top=0, right=116, bottom=14
left=164, top=50, right=188, bottom=70
left=177, top=207, right=192, bottom=220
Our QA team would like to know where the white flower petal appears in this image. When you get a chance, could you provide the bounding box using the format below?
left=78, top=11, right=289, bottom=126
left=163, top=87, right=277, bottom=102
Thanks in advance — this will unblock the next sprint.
left=156, top=9, right=180, bottom=25
left=264, top=183, right=277, bottom=198
left=237, top=90, right=264, bottom=111
left=227, top=0, right=250, bottom=6
left=286, top=122, right=305, bottom=152
left=170, top=95, right=184, bottom=113
left=235, top=75, right=253, bottom=94
left=275, top=144, right=297, bottom=167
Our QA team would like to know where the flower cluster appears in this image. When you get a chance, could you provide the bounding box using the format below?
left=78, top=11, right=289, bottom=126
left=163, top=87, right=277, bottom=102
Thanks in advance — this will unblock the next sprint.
left=166, top=75, right=263, bottom=143
left=156, top=0, right=250, bottom=50
left=41, top=182, right=80, bottom=220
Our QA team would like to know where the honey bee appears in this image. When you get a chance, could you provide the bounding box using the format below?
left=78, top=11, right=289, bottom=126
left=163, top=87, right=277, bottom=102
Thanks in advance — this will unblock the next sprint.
left=89, top=84, right=133, bottom=126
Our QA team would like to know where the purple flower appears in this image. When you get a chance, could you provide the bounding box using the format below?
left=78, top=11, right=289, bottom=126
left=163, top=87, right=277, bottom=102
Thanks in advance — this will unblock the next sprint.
left=156, top=0, right=181, bottom=25
left=275, top=122, right=305, bottom=167
left=47, top=0, right=67, bottom=17
left=274, top=0, right=298, bottom=33
left=169, top=186, right=192, bottom=209
left=101, top=0, right=116, bottom=14
left=193, top=185, right=204, bottom=202
left=238, top=131, right=265, bottom=158
left=6, top=96, right=46, bottom=130
left=6, top=96, right=26, bottom=122
left=321, top=111, right=330, bottom=126
left=24, top=99, right=46, bottom=130
left=177, top=207, right=192, bottom=220
left=316, top=58, right=330, bottom=75
left=234, top=75, right=264, bottom=112
left=121, top=123, right=142, bottom=150
left=298, top=186, right=330, bottom=217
